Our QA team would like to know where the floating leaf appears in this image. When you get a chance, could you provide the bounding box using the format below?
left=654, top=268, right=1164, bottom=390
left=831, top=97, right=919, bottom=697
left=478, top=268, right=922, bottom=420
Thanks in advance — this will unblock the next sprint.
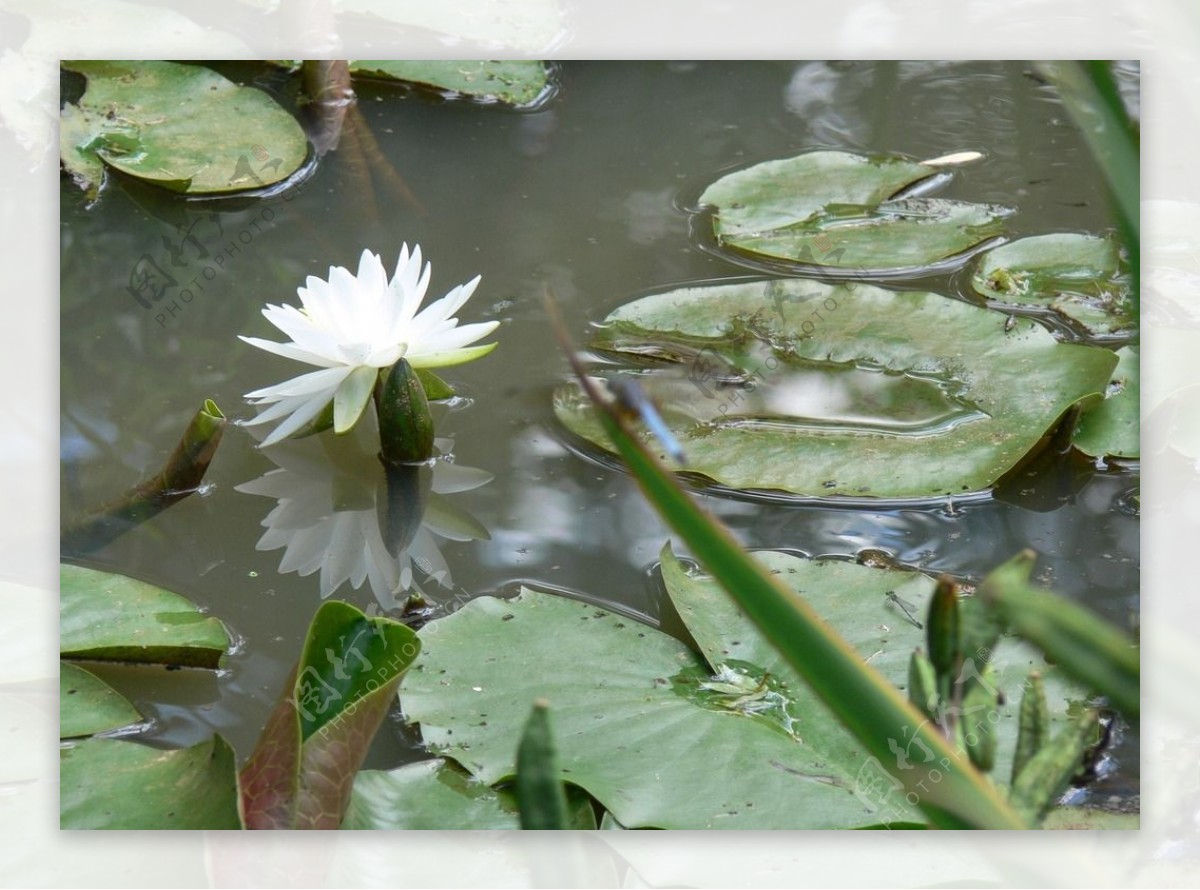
left=239, top=600, right=421, bottom=829
left=60, top=735, right=240, bottom=829
left=1073, top=346, right=1139, bottom=459
left=971, top=233, right=1134, bottom=337
left=698, top=150, right=1009, bottom=272
left=402, top=587, right=901, bottom=829
left=60, top=564, right=230, bottom=668
left=401, top=549, right=1084, bottom=829
left=555, top=280, right=1117, bottom=499
left=349, top=61, right=550, bottom=106
left=60, top=61, right=308, bottom=197
left=59, top=663, right=143, bottom=739
left=342, top=758, right=596, bottom=829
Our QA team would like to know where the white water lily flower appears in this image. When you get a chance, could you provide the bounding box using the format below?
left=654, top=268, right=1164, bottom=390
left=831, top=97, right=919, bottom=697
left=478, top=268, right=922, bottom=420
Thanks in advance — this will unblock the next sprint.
left=240, top=245, right=498, bottom=447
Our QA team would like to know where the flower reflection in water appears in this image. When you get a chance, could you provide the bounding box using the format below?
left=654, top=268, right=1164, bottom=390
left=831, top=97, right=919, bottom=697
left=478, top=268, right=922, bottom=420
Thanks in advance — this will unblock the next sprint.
left=236, top=427, right=491, bottom=610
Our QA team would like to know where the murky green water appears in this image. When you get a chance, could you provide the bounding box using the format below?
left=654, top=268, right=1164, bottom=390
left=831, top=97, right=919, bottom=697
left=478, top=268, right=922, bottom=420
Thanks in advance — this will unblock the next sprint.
left=60, top=61, right=1139, bottom=805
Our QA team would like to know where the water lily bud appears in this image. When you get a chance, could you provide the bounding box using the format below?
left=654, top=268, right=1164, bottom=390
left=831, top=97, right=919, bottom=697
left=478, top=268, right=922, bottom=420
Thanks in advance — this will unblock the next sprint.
left=378, top=358, right=434, bottom=464
left=927, top=576, right=962, bottom=683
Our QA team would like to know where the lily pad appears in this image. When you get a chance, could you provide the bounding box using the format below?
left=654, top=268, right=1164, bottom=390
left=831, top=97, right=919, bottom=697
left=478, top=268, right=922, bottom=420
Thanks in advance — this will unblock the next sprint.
left=60, top=564, right=230, bottom=668
left=401, top=586, right=901, bottom=829
left=342, top=758, right=596, bottom=829
left=698, top=150, right=1010, bottom=272
left=349, top=61, right=550, bottom=106
left=400, top=549, right=1086, bottom=829
left=60, top=735, right=240, bottom=829
left=971, top=233, right=1135, bottom=337
left=1073, top=346, right=1139, bottom=459
left=554, top=280, right=1117, bottom=499
left=59, top=662, right=143, bottom=739
left=60, top=60, right=308, bottom=197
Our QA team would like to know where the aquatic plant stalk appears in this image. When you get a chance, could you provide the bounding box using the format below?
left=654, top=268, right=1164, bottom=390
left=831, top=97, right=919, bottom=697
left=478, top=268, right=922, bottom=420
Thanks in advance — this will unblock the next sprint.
left=61, top=399, right=225, bottom=553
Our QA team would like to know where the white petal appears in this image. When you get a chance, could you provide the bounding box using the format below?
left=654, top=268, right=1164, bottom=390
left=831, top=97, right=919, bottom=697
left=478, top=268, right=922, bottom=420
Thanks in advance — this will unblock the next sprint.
left=333, top=365, right=379, bottom=433
left=244, top=366, right=350, bottom=400
left=410, top=320, right=500, bottom=355
left=239, top=335, right=341, bottom=368
left=355, top=249, right=387, bottom=305
left=414, top=275, right=481, bottom=329
left=260, top=392, right=340, bottom=446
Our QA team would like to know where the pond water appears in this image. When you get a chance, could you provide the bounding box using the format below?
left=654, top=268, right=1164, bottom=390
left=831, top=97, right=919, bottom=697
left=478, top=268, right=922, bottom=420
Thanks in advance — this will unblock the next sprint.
left=60, top=61, right=1139, bottom=808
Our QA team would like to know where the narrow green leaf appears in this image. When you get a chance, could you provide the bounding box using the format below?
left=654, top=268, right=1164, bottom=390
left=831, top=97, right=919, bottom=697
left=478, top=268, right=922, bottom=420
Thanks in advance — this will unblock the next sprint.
left=59, top=564, right=230, bottom=668
left=980, top=551, right=1139, bottom=718
left=61, top=735, right=240, bottom=829
left=1035, top=63, right=1139, bottom=250
left=961, top=667, right=998, bottom=773
left=516, top=700, right=571, bottom=830
left=1008, top=709, right=1100, bottom=824
left=1013, top=672, right=1050, bottom=785
left=908, top=650, right=939, bottom=720
left=544, top=295, right=1028, bottom=830
left=927, top=577, right=962, bottom=687
left=60, top=663, right=142, bottom=739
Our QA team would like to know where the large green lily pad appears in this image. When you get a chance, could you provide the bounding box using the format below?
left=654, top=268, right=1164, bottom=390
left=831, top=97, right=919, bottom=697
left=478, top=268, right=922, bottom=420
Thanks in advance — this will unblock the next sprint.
left=349, top=61, right=550, bottom=106
left=554, top=280, right=1117, bottom=499
left=1073, top=346, right=1139, bottom=459
left=400, top=548, right=1085, bottom=829
left=59, top=662, right=143, bottom=739
left=60, top=735, right=240, bottom=829
left=971, top=233, right=1135, bottom=337
left=401, top=586, right=902, bottom=829
left=61, top=60, right=308, bottom=197
left=60, top=564, right=230, bottom=667
left=698, top=150, right=1010, bottom=272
